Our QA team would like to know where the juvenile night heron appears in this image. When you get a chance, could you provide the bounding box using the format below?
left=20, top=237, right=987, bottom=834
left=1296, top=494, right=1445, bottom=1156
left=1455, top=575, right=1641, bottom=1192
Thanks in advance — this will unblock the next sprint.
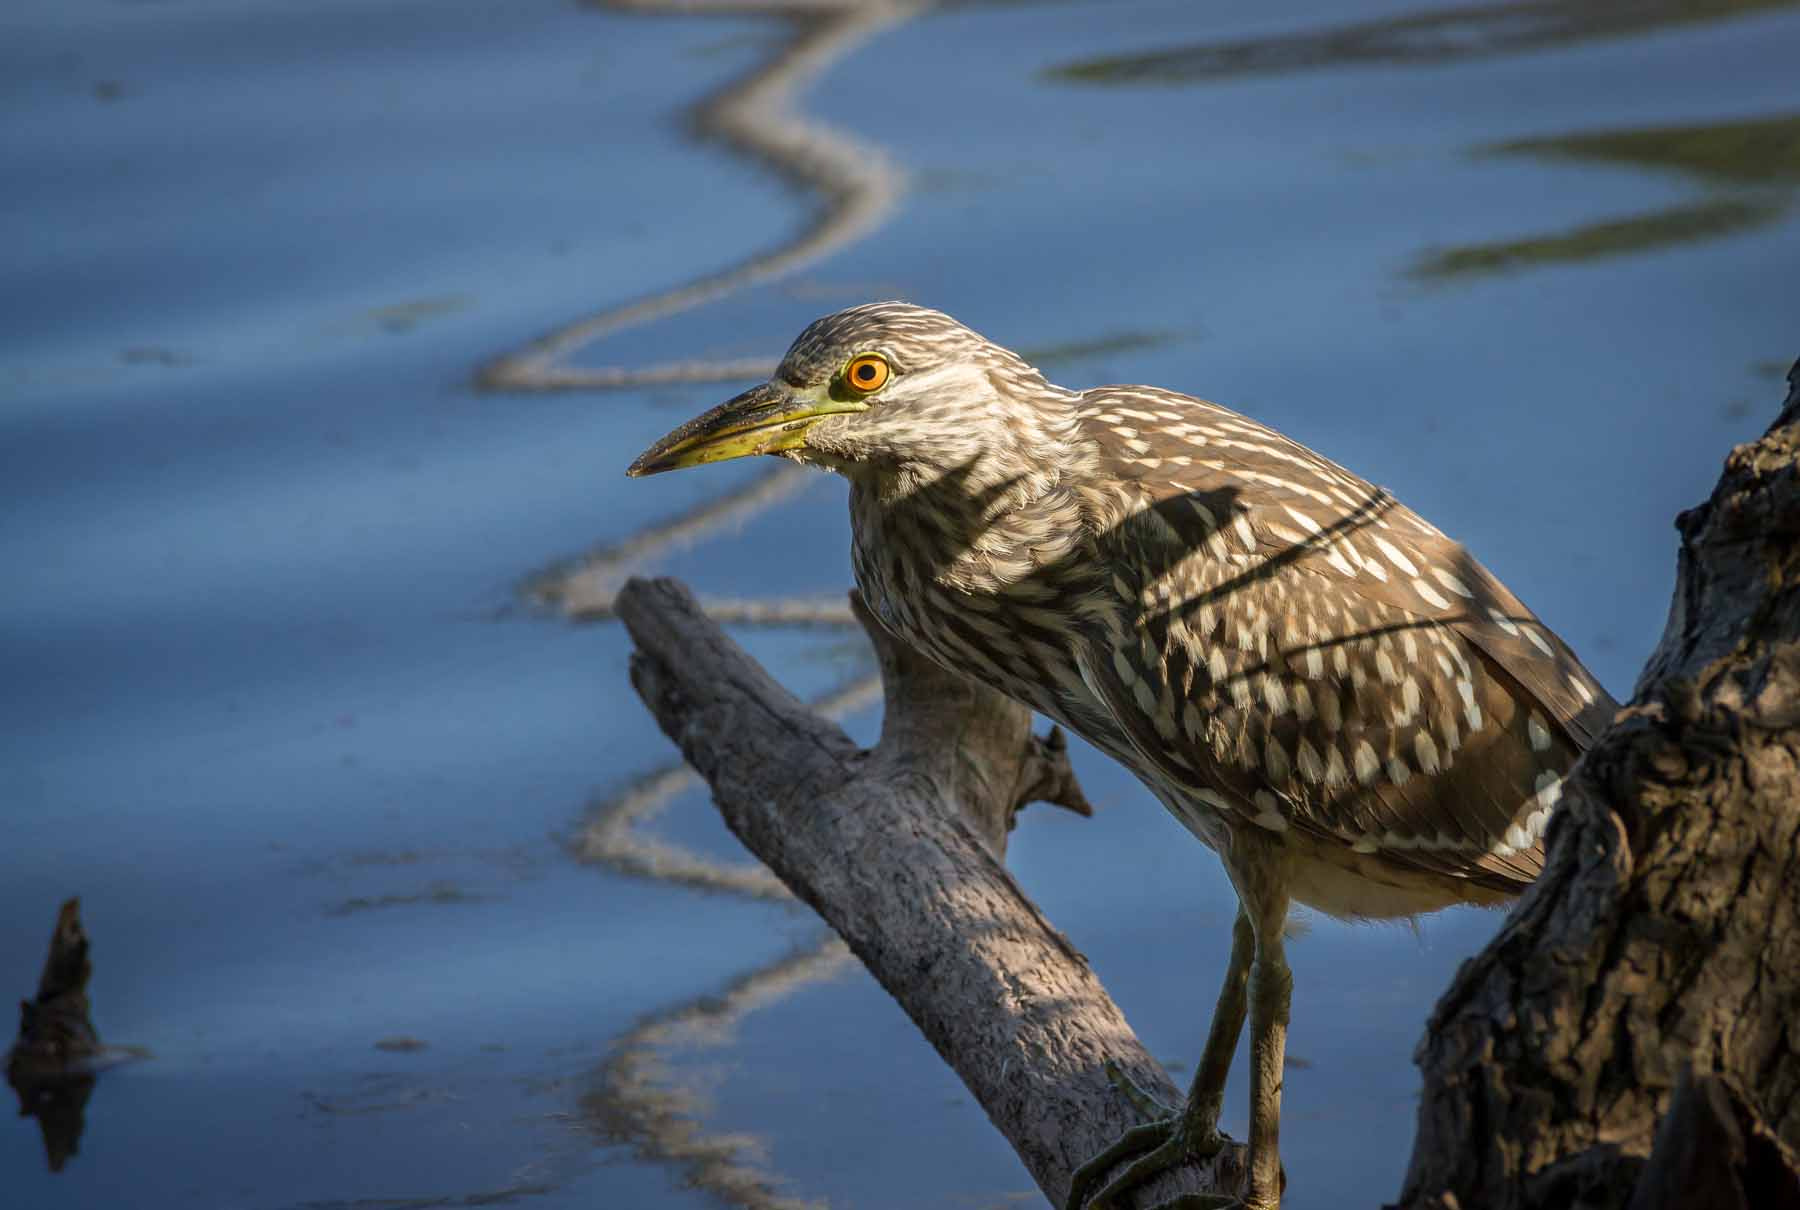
left=628, top=303, right=1615, bottom=1209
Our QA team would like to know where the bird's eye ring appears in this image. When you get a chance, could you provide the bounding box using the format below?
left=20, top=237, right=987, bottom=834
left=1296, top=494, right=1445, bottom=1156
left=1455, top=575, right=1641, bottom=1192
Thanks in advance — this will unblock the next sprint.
left=844, top=353, right=891, bottom=394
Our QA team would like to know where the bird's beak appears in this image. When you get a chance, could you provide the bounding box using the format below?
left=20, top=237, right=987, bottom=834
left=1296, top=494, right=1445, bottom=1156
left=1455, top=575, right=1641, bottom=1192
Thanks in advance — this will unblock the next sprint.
left=625, top=381, right=868, bottom=477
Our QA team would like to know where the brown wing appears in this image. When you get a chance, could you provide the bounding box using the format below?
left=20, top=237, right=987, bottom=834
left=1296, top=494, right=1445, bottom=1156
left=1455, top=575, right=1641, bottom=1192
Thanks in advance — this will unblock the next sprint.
left=1072, top=385, right=1618, bottom=894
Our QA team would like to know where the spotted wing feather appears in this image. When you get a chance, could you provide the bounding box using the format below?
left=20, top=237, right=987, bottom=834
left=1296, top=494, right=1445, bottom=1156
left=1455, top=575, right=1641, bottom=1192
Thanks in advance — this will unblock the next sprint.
left=1072, top=386, right=1617, bottom=897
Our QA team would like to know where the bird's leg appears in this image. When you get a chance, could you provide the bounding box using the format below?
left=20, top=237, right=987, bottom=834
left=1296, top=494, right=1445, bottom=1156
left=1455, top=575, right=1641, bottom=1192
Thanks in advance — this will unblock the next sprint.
left=1242, top=886, right=1292, bottom=1210
left=1063, top=910, right=1255, bottom=1210
left=1178, top=908, right=1256, bottom=1146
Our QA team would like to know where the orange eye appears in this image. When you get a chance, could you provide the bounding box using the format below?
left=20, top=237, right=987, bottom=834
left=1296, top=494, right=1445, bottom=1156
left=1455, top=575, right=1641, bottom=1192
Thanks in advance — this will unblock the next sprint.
left=844, top=353, right=890, bottom=393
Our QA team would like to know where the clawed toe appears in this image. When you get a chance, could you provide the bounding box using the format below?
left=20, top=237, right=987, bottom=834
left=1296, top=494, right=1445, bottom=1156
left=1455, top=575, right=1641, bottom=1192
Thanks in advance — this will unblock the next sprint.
left=1064, top=1113, right=1230, bottom=1210
left=1065, top=1117, right=1177, bottom=1209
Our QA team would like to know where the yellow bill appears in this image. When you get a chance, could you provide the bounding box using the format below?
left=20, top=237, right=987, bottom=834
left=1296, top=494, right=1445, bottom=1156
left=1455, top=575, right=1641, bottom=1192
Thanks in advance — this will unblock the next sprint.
left=626, top=382, right=869, bottom=477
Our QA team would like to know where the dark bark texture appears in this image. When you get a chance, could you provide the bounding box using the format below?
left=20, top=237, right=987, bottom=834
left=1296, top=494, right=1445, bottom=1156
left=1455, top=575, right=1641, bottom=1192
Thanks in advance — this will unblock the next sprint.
left=1625, top=1071, right=1800, bottom=1210
left=1397, top=364, right=1800, bottom=1209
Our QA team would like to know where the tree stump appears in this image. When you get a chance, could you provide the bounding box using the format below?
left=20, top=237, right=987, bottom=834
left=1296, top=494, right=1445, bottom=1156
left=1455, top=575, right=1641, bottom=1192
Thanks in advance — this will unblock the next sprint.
left=1398, top=363, right=1800, bottom=1209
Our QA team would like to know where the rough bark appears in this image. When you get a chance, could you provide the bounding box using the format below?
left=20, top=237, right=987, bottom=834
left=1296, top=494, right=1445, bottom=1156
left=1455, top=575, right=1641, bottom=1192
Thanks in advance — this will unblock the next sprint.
left=1624, top=1071, right=1800, bottom=1210
left=1397, top=363, right=1800, bottom=1209
left=617, top=579, right=1241, bottom=1208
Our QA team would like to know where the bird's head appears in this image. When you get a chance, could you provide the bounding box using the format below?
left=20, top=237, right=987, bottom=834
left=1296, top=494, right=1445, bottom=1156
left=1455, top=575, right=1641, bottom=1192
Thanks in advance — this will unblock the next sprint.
left=626, top=302, right=1060, bottom=482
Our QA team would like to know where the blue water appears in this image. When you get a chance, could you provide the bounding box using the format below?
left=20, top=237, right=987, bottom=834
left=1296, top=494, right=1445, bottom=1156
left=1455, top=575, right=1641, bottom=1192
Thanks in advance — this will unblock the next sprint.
left=4, top=1, right=1795, bottom=1207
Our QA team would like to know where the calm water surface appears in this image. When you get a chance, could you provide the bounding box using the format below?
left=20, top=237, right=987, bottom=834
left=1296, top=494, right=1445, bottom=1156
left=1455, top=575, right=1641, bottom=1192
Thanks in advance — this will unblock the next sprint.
left=3, top=1, right=1796, bottom=1207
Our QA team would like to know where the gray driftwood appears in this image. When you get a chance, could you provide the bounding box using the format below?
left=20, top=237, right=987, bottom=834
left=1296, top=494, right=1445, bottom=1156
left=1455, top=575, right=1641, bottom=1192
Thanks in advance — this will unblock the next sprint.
left=617, top=363, right=1800, bottom=1210
left=617, top=582, right=1244, bottom=1207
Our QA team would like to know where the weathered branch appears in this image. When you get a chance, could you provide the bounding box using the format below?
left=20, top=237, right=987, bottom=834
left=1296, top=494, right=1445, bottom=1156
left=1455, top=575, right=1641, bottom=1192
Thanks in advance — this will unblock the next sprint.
left=617, top=577, right=1240, bottom=1207
left=1398, top=362, right=1800, bottom=1209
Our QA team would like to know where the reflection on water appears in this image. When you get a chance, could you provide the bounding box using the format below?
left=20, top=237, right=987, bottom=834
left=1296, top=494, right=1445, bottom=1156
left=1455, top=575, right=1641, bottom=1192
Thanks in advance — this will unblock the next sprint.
left=1414, top=197, right=1787, bottom=278
left=1418, top=113, right=1800, bottom=278
left=1019, top=329, right=1185, bottom=373
left=1043, top=5, right=1800, bottom=286
left=524, top=463, right=839, bottom=623
left=569, top=617, right=878, bottom=1197
left=10, top=1073, right=94, bottom=1176
left=574, top=672, right=879, bottom=897
left=1488, top=112, right=1800, bottom=185
left=479, top=0, right=920, bottom=392
left=1044, top=0, right=1800, bottom=84
left=582, top=938, right=852, bottom=1210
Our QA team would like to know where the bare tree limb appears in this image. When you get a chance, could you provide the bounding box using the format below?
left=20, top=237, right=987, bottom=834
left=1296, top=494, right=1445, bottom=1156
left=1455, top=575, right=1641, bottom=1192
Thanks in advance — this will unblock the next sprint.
left=616, top=578, right=1241, bottom=1207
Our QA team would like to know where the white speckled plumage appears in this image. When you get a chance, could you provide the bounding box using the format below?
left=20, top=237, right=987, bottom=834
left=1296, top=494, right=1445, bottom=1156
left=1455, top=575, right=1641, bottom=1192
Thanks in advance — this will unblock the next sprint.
left=780, top=302, right=1615, bottom=921
left=646, top=302, right=1619, bottom=1209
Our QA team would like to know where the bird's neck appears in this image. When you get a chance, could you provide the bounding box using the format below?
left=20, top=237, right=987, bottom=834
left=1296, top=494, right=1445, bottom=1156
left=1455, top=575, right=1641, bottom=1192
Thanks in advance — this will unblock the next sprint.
left=845, top=410, right=1099, bottom=606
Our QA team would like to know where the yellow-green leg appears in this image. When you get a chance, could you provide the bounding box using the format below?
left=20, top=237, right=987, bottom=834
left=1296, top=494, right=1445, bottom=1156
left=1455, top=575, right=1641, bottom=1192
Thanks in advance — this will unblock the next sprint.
left=1063, top=911, right=1254, bottom=1210
left=1242, top=885, right=1291, bottom=1210
left=1066, top=820, right=1295, bottom=1210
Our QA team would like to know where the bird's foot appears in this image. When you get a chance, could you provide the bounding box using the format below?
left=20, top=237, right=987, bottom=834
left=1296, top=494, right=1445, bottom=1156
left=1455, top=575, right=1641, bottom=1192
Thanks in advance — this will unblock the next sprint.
left=1064, top=1062, right=1246, bottom=1210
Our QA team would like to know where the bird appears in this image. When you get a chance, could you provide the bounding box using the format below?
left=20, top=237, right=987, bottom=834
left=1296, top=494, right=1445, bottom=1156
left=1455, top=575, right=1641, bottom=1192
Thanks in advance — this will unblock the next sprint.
left=626, top=302, right=1616, bottom=1209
